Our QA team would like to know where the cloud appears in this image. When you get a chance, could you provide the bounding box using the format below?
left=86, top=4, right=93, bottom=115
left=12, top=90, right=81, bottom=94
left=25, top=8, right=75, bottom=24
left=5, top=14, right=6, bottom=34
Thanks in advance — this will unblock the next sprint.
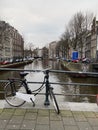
left=0, top=0, right=98, bottom=48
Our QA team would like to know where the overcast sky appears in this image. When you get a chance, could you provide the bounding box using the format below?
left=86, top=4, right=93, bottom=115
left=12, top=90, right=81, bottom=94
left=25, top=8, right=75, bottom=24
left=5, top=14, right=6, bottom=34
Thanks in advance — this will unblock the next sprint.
left=0, top=0, right=98, bottom=48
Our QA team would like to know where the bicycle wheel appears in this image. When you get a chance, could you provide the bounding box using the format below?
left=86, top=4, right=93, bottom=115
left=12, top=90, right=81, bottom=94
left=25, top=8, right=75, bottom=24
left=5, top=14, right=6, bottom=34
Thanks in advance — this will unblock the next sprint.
left=50, top=87, right=60, bottom=114
left=4, top=80, right=27, bottom=107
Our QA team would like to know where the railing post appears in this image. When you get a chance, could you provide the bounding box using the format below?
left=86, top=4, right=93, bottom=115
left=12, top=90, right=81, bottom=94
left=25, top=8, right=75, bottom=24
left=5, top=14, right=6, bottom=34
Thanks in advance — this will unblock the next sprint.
left=44, top=70, right=50, bottom=106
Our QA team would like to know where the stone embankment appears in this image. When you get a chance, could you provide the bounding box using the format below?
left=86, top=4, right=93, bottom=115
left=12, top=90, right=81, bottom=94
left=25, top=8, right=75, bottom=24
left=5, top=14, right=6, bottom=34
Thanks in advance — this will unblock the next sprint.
left=60, top=60, right=98, bottom=77
left=0, top=60, right=33, bottom=68
left=61, top=60, right=84, bottom=71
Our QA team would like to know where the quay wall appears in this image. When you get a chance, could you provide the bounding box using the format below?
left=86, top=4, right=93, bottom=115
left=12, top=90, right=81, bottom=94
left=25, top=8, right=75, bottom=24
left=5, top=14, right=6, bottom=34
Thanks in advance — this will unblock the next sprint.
left=0, top=60, right=33, bottom=68
left=61, top=60, right=98, bottom=72
left=61, top=61, right=83, bottom=71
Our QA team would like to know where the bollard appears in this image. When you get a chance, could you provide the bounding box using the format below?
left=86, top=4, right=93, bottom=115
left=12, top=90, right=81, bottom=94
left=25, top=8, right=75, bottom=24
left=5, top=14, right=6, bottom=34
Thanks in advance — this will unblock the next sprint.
left=44, top=70, right=50, bottom=106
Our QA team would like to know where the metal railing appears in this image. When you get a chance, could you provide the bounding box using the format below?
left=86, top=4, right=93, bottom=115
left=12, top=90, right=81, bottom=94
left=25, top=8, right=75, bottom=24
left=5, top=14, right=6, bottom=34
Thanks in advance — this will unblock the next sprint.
left=0, top=67, right=98, bottom=103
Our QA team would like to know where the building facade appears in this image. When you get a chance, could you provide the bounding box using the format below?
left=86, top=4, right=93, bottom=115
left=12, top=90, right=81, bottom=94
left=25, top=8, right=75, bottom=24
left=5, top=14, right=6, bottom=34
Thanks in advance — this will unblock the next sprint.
left=91, top=18, right=98, bottom=61
left=49, top=41, right=57, bottom=59
left=0, top=21, right=24, bottom=61
left=85, top=32, right=91, bottom=59
left=48, top=17, right=98, bottom=62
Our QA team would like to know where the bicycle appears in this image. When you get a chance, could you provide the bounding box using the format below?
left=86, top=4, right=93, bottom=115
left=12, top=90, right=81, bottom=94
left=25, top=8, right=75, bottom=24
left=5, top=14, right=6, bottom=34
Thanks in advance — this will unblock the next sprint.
left=4, top=68, right=60, bottom=114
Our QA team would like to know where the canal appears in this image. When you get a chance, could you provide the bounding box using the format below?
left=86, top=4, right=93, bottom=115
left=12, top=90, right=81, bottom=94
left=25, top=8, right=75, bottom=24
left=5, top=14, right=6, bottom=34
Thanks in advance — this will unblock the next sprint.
left=0, top=59, right=98, bottom=103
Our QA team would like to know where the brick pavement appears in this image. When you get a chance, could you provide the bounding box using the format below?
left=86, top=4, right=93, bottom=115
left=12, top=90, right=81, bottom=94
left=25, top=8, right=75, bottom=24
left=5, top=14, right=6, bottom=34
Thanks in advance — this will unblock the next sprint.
left=0, top=108, right=98, bottom=130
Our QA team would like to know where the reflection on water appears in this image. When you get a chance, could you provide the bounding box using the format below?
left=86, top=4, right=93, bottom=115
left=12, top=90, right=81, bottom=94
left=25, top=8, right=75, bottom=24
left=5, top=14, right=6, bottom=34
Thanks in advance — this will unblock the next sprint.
left=69, top=76, right=98, bottom=103
left=0, top=59, right=98, bottom=103
left=51, top=61, right=98, bottom=103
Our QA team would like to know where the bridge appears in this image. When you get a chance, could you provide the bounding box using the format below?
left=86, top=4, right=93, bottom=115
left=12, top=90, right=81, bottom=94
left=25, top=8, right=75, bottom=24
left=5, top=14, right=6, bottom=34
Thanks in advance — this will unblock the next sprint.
left=0, top=68, right=98, bottom=129
left=0, top=67, right=98, bottom=104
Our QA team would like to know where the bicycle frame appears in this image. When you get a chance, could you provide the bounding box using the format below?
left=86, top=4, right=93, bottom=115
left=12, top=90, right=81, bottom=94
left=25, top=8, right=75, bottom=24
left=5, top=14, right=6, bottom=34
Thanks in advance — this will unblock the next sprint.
left=21, top=70, right=54, bottom=106
left=5, top=68, right=60, bottom=114
left=20, top=70, right=51, bottom=105
left=44, top=70, right=50, bottom=105
left=8, top=69, right=52, bottom=105
left=22, top=79, right=32, bottom=94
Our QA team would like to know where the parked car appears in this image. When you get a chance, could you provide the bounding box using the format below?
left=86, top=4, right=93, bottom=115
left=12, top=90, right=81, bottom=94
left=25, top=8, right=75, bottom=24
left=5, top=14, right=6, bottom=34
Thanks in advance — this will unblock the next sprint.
left=72, top=59, right=79, bottom=63
left=61, top=57, right=66, bottom=61
left=9, top=58, right=14, bottom=63
left=82, top=58, right=91, bottom=63
left=67, top=59, right=72, bottom=62
left=2, top=60, right=10, bottom=65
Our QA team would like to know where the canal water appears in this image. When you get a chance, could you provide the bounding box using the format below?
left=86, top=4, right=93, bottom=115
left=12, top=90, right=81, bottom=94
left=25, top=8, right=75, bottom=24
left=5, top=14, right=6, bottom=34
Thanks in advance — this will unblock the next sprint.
left=0, top=59, right=98, bottom=103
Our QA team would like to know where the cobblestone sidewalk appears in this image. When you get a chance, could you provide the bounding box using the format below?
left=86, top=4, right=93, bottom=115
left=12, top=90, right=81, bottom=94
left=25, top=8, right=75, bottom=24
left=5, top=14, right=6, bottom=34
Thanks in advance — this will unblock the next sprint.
left=0, top=108, right=98, bottom=130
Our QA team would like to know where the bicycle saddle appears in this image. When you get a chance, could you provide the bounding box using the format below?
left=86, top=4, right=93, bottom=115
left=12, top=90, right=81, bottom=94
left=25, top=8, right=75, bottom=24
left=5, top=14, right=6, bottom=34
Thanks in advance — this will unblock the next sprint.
left=20, top=72, right=29, bottom=77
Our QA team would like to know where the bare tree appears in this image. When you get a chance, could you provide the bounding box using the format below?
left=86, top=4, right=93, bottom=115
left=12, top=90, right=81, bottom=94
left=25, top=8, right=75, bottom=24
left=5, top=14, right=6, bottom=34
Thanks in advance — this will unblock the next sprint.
left=85, top=11, right=94, bottom=31
left=24, top=43, right=34, bottom=58
left=56, top=11, right=94, bottom=59
left=68, top=11, right=94, bottom=59
left=69, top=12, right=85, bottom=50
left=56, top=27, right=71, bottom=59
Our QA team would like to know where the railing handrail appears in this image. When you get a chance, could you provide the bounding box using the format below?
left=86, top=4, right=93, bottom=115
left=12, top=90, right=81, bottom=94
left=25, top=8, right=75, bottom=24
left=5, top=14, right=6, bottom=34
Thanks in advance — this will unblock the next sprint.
left=50, top=69, right=98, bottom=75
left=0, top=80, right=97, bottom=87
left=0, top=67, right=98, bottom=103
left=0, top=67, right=98, bottom=75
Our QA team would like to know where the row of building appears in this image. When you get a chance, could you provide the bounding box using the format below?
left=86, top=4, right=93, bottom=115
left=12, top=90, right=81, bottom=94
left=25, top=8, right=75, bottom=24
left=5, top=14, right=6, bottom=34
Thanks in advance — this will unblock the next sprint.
left=47, top=17, right=98, bottom=62
left=0, top=21, right=24, bottom=62
left=78, top=17, right=98, bottom=61
left=1, top=18, right=98, bottom=62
